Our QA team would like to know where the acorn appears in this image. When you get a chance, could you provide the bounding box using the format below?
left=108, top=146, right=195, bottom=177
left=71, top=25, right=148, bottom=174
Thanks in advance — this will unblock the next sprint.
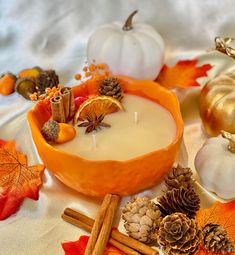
left=41, top=119, right=76, bottom=144
left=15, top=77, right=37, bottom=99
left=0, top=72, right=17, bottom=96
left=18, top=66, right=42, bottom=79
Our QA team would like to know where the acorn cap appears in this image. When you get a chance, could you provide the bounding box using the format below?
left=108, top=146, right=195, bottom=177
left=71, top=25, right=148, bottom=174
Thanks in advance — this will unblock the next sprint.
left=0, top=72, right=17, bottom=81
left=15, top=77, right=37, bottom=99
left=41, top=119, right=59, bottom=142
left=32, top=66, right=43, bottom=72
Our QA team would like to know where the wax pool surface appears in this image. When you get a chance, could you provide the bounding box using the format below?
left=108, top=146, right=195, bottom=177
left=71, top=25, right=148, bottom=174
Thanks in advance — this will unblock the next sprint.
left=55, top=94, right=176, bottom=161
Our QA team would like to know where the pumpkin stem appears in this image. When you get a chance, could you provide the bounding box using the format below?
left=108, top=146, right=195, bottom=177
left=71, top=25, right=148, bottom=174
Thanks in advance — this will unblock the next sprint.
left=122, top=10, right=138, bottom=31
left=221, top=130, right=235, bottom=153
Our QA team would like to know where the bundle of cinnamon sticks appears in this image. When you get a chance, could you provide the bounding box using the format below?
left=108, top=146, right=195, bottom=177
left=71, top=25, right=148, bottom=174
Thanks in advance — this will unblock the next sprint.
left=62, top=194, right=158, bottom=255
left=51, top=87, right=76, bottom=123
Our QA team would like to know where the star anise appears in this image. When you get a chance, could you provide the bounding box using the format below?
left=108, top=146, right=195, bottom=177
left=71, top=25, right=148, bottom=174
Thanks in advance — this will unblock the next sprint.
left=78, top=113, right=111, bottom=133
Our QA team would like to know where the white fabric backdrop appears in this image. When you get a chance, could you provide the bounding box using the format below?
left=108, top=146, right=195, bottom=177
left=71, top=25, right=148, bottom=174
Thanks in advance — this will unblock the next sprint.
left=0, top=1, right=235, bottom=254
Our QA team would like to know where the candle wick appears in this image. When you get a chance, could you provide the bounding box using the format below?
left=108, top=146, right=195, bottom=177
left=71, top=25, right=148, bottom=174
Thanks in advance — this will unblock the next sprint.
left=134, top=111, right=138, bottom=125
left=92, top=133, right=97, bottom=150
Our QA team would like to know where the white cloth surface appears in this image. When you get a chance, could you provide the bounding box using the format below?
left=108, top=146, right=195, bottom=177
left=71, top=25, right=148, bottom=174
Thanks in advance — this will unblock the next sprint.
left=0, top=1, right=235, bottom=254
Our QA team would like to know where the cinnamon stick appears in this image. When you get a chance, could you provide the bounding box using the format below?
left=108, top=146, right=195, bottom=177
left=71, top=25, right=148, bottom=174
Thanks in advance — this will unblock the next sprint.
left=111, top=229, right=157, bottom=255
left=62, top=208, right=158, bottom=255
left=69, top=88, right=76, bottom=119
left=64, top=207, right=94, bottom=227
left=62, top=213, right=140, bottom=255
left=92, top=195, right=120, bottom=255
left=85, top=194, right=112, bottom=255
left=109, top=238, right=140, bottom=255
left=61, top=87, right=71, bottom=121
left=62, top=213, right=92, bottom=232
left=50, top=95, right=66, bottom=123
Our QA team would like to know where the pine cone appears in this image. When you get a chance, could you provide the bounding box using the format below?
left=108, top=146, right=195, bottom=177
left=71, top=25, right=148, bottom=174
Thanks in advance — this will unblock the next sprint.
left=99, top=77, right=123, bottom=102
left=165, top=165, right=195, bottom=190
left=202, top=224, right=234, bottom=254
left=36, top=69, right=59, bottom=95
left=158, top=213, right=201, bottom=255
left=122, top=197, right=162, bottom=243
left=158, top=187, right=200, bottom=218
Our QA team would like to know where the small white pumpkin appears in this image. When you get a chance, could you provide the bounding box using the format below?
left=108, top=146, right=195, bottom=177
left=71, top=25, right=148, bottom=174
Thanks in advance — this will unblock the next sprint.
left=87, top=10, right=164, bottom=80
left=195, top=131, right=235, bottom=200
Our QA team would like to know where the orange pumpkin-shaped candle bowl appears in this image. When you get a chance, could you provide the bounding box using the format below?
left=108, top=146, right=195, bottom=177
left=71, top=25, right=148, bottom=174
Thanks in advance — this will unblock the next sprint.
left=27, top=76, right=183, bottom=197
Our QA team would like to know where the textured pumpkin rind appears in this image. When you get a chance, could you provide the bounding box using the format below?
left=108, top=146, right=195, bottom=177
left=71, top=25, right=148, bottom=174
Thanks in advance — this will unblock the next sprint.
left=200, top=73, right=235, bottom=136
left=27, top=76, right=183, bottom=197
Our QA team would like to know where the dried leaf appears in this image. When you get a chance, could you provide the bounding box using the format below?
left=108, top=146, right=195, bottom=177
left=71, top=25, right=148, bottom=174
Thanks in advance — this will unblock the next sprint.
left=156, top=59, right=212, bottom=89
left=0, top=139, right=6, bottom=147
left=196, top=201, right=235, bottom=255
left=0, top=140, right=45, bottom=220
left=62, top=235, right=126, bottom=255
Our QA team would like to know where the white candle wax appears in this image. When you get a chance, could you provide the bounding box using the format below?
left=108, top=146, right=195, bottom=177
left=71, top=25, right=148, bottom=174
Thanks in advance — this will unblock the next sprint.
left=92, top=133, right=97, bottom=150
left=55, top=94, right=176, bottom=161
left=134, top=111, right=138, bottom=125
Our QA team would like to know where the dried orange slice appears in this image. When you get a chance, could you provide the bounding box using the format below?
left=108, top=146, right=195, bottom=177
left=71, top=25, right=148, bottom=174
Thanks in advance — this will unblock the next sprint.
left=74, top=96, right=124, bottom=123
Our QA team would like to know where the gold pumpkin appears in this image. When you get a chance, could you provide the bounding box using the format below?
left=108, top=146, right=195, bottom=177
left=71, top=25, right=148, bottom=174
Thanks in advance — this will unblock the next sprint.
left=200, top=70, right=235, bottom=136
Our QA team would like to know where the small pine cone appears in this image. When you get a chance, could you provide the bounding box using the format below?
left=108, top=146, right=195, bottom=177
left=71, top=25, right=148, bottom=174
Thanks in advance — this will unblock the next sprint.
left=36, top=70, right=59, bottom=95
left=202, top=224, right=234, bottom=254
left=158, top=187, right=200, bottom=218
left=99, top=77, right=123, bottom=102
left=122, top=197, right=162, bottom=243
left=165, top=165, right=195, bottom=190
left=158, top=213, right=202, bottom=255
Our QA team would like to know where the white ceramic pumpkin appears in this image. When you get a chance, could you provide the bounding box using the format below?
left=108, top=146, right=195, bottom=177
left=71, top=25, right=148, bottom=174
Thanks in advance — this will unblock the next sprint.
left=195, top=131, right=235, bottom=200
left=87, top=10, right=165, bottom=80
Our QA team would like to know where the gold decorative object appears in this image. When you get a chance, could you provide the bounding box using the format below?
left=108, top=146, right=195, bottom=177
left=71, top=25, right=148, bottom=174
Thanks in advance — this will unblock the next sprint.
left=200, top=70, right=235, bottom=136
left=213, top=36, right=235, bottom=59
left=221, top=130, right=235, bottom=153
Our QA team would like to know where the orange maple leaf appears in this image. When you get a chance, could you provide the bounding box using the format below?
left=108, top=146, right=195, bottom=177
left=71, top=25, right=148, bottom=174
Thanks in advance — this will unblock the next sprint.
left=62, top=235, right=126, bottom=255
left=0, top=140, right=45, bottom=220
left=0, top=139, right=6, bottom=147
left=196, top=201, right=235, bottom=255
left=156, top=59, right=212, bottom=89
